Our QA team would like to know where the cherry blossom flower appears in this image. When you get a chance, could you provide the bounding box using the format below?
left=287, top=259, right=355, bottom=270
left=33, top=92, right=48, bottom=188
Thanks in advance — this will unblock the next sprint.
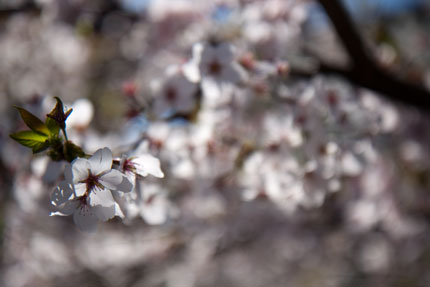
left=186, top=42, right=250, bottom=108
left=112, top=144, right=165, bottom=220
left=50, top=148, right=132, bottom=231
left=50, top=180, right=124, bottom=232
left=138, top=183, right=175, bottom=225
left=68, top=147, right=133, bottom=197
left=262, top=113, right=303, bottom=148
left=114, top=180, right=176, bottom=225
left=153, top=67, right=198, bottom=116
left=193, top=42, right=247, bottom=85
left=119, top=151, right=164, bottom=185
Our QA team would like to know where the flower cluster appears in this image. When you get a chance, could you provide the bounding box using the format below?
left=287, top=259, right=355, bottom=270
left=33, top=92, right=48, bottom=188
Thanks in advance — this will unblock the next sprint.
left=11, top=97, right=164, bottom=232
left=50, top=147, right=164, bottom=231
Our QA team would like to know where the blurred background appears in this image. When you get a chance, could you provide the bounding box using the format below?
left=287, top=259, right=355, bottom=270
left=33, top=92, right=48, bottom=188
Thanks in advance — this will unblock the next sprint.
left=0, top=0, right=429, bottom=286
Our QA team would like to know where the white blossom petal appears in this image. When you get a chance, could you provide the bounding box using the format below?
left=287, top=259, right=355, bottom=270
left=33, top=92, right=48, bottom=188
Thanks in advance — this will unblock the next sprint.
left=74, top=183, right=87, bottom=197
left=71, top=158, right=90, bottom=182
left=50, top=181, right=79, bottom=216
left=92, top=204, right=116, bottom=222
left=220, top=66, right=241, bottom=84
left=217, top=43, right=235, bottom=64
left=73, top=206, right=98, bottom=232
left=114, top=202, right=125, bottom=218
left=342, top=152, right=363, bottom=176
left=57, top=200, right=80, bottom=216
left=88, top=188, right=116, bottom=207
left=88, top=147, right=113, bottom=175
left=50, top=211, right=69, bottom=216
left=50, top=181, right=74, bottom=206
left=111, top=190, right=138, bottom=220
left=99, top=169, right=133, bottom=192
left=132, top=154, right=164, bottom=178
left=141, top=197, right=168, bottom=225
left=123, top=171, right=136, bottom=188
left=67, top=98, right=94, bottom=128
left=88, top=189, right=117, bottom=221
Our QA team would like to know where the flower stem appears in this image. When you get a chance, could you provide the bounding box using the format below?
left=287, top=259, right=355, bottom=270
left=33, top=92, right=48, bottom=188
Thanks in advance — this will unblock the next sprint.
left=61, top=127, right=68, bottom=141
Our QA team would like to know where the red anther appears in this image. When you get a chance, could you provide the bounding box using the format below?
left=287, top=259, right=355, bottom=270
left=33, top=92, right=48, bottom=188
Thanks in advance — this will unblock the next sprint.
left=208, top=60, right=222, bottom=75
left=239, top=53, right=255, bottom=70
left=276, top=62, right=289, bottom=76
left=123, top=82, right=137, bottom=98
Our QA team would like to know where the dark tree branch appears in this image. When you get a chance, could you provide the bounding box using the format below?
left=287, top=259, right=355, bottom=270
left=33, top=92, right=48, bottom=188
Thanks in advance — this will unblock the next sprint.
left=316, top=0, right=430, bottom=111
left=317, top=0, right=375, bottom=69
left=0, top=1, right=40, bottom=18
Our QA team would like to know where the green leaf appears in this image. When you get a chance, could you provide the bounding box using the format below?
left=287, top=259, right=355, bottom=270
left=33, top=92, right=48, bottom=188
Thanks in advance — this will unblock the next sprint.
left=15, top=107, right=50, bottom=136
left=10, top=130, right=50, bottom=153
left=46, top=116, right=60, bottom=137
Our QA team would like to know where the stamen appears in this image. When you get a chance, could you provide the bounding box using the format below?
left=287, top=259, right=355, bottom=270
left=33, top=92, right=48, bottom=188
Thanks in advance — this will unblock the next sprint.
left=122, top=158, right=137, bottom=174
left=208, top=60, right=222, bottom=75
left=81, top=171, right=104, bottom=193
left=77, top=194, right=90, bottom=216
left=165, top=87, right=177, bottom=102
